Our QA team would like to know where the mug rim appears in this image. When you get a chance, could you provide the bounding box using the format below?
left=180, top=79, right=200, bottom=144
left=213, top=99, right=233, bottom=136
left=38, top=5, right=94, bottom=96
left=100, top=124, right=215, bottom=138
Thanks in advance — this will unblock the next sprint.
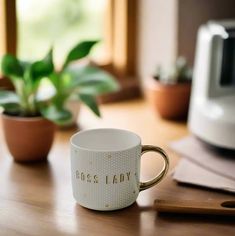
left=70, top=128, right=141, bottom=152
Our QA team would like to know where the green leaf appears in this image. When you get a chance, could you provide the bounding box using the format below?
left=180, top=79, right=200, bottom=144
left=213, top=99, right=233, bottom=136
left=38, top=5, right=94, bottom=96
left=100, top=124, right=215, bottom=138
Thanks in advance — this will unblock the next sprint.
left=49, top=72, right=60, bottom=90
left=20, top=61, right=32, bottom=71
left=30, top=49, right=54, bottom=81
left=40, top=105, right=72, bottom=125
left=79, top=93, right=100, bottom=117
left=0, top=90, right=19, bottom=104
left=49, top=72, right=73, bottom=99
left=1, top=54, right=24, bottom=78
left=0, top=103, right=21, bottom=115
left=66, top=66, right=120, bottom=95
left=63, top=40, right=98, bottom=69
left=0, top=90, right=20, bottom=114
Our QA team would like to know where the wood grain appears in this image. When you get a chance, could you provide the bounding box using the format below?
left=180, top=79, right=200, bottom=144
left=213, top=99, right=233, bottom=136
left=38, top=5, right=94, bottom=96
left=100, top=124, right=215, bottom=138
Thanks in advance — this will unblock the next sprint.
left=0, top=99, right=235, bottom=236
left=154, top=199, right=235, bottom=216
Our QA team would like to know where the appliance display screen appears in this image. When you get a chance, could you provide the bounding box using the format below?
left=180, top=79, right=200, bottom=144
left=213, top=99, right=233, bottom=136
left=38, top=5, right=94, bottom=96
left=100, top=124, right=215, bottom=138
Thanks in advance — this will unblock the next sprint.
left=220, top=33, right=235, bottom=86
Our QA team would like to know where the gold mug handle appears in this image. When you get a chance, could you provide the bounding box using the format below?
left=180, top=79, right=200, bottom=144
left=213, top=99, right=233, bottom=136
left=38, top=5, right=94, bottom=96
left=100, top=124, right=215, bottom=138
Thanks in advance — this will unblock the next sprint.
left=139, top=145, right=169, bottom=191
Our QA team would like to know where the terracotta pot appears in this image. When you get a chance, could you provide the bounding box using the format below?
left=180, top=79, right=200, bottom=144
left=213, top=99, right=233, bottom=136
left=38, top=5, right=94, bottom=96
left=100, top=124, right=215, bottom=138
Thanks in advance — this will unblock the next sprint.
left=2, top=115, right=56, bottom=162
left=145, top=78, right=191, bottom=119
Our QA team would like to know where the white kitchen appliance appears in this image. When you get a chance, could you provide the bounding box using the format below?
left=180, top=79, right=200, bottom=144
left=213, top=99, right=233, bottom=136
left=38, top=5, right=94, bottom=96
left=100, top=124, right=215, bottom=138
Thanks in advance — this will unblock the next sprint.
left=189, top=20, right=235, bottom=150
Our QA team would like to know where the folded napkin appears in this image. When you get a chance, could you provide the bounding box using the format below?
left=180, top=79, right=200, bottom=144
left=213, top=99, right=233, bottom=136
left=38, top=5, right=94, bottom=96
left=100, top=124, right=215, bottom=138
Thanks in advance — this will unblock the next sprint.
left=170, top=136, right=235, bottom=193
left=174, top=158, right=235, bottom=193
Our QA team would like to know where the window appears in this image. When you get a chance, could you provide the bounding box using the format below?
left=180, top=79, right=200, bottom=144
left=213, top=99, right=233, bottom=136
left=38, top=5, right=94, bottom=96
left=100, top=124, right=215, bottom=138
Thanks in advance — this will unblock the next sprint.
left=17, top=0, right=107, bottom=67
left=0, top=0, right=140, bottom=100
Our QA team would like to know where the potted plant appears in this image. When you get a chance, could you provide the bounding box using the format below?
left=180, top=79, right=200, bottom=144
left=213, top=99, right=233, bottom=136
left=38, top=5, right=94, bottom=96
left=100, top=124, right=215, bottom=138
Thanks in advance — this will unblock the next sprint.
left=145, top=57, right=192, bottom=120
left=0, top=40, right=119, bottom=162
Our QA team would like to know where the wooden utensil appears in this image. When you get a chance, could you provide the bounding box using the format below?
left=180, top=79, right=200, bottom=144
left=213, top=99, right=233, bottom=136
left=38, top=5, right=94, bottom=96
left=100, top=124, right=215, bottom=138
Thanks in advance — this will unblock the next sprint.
left=154, top=199, right=235, bottom=216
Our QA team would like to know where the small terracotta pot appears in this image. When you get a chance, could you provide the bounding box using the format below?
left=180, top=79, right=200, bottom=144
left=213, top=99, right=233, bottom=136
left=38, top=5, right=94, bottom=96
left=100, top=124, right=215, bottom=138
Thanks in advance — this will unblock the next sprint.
left=2, top=115, right=56, bottom=162
left=145, top=78, right=191, bottom=119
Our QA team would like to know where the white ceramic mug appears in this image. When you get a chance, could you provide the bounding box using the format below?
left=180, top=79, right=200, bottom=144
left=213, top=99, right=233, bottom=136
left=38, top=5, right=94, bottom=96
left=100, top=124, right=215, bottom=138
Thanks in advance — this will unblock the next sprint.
left=70, top=128, right=169, bottom=211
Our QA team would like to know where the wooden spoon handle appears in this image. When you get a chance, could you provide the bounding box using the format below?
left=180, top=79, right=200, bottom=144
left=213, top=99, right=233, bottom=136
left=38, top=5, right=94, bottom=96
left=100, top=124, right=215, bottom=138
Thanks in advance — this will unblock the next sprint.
left=154, top=199, right=235, bottom=215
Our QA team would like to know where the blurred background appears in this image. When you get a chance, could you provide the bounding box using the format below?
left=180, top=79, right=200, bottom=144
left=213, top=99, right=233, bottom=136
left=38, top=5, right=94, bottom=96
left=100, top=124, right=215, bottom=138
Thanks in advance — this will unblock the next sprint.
left=17, top=0, right=106, bottom=66
left=1, top=0, right=235, bottom=83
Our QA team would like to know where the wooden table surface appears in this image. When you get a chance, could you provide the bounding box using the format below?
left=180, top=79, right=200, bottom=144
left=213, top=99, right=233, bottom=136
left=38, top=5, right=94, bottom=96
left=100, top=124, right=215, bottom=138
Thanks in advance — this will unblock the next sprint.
left=0, top=99, right=234, bottom=236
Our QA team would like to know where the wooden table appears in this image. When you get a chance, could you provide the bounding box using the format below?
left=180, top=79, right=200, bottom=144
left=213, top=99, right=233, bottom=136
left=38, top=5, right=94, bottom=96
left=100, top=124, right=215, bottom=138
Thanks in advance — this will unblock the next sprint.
left=0, top=99, right=234, bottom=236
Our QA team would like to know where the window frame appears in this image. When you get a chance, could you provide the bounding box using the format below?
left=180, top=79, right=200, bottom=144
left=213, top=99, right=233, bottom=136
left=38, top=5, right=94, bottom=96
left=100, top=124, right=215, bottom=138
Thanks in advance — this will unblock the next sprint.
left=0, top=0, right=17, bottom=88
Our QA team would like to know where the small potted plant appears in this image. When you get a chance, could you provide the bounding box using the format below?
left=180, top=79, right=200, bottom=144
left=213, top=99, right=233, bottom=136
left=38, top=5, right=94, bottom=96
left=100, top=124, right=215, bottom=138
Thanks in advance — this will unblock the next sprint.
left=0, top=41, right=119, bottom=162
left=46, top=40, right=119, bottom=128
left=145, top=57, right=192, bottom=120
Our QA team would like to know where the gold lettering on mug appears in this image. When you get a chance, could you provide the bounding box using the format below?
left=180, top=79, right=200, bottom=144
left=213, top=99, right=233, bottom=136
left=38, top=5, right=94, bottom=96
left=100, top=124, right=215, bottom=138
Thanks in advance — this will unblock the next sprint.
left=126, top=172, right=131, bottom=180
left=94, top=175, right=98, bottom=183
left=113, top=175, right=118, bottom=184
left=120, top=174, right=125, bottom=182
left=87, top=174, right=91, bottom=183
left=105, top=173, right=131, bottom=184
left=81, top=172, right=85, bottom=181
left=75, top=171, right=132, bottom=184
left=106, top=176, right=110, bottom=184
left=76, top=171, right=80, bottom=179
